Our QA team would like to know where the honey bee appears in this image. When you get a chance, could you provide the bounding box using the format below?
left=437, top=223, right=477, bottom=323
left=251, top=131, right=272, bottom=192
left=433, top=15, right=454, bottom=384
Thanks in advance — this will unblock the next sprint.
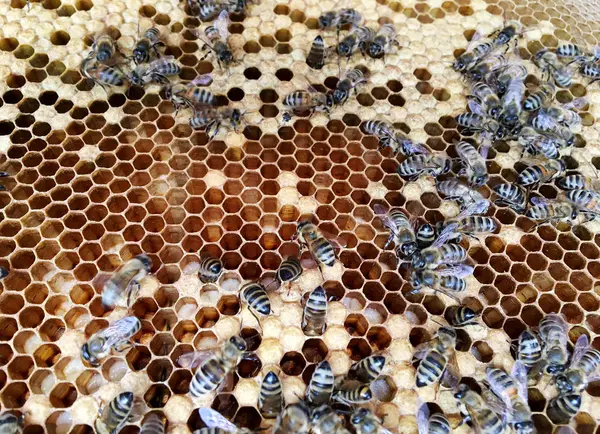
left=274, top=401, right=310, bottom=434
left=413, top=327, right=459, bottom=388
left=493, top=183, right=527, bottom=213
left=190, top=107, right=243, bottom=138
left=454, top=384, right=508, bottom=434
left=558, top=174, right=600, bottom=191
left=445, top=306, right=480, bottom=327
left=469, top=82, right=502, bottom=118
left=348, top=354, right=386, bottom=383
left=396, top=153, right=451, bottom=180
left=373, top=204, right=417, bottom=256
left=530, top=111, right=576, bottom=146
left=436, top=179, right=490, bottom=216
left=416, top=223, right=436, bottom=249
left=456, top=112, right=504, bottom=139
left=311, top=405, right=349, bottom=434
left=518, top=127, right=562, bottom=159
left=361, top=120, right=396, bottom=142
left=332, top=383, right=372, bottom=405
left=556, top=43, right=583, bottom=60
left=535, top=49, right=573, bottom=88
left=523, top=82, right=555, bottom=112
left=411, top=243, right=468, bottom=270
left=454, top=34, right=495, bottom=72
left=318, top=8, right=362, bottom=31
left=179, top=335, right=247, bottom=396
left=81, top=57, right=126, bottom=90
left=257, top=371, right=284, bottom=418
left=282, top=89, right=334, bottom=122
left=547, top=394, right=582, bottom=424
left=302, top=286, right=328, bottom=336
left=351, top=408, right=393, bottom=434
left=0, top=412, right=23, bottom=434
left=445, top=216, right=498, bottom=238
left=81, top=316, right=141, bottom=367
left=538, top=313, right=570, bottom=375
left=165, top=74, right=215, bottom=111
left=555, top=334, right=600, bottom=395
left=491, top=63, right=528, bottom=95
left=367, top=24, right=399, bottom=58
left=416, top=404, right=451, bottom=434
left=198, top=408, right=251, bottom=434
left=272, top=257, right=303, bottom=289
left=491, top=20, right=524, bottom=48
left=485, top=362, right=534, bottom=434
left=102, top=254, right=152, bottom=308
left=467, top=53, right=508, bottom=82
left=306, top=360, right=335, bottom=405
left=196, top=1, right=223, bottom=21
left=565, top=189, right=600, bottom=218
left=90, top=34, right=117, bottom=63
left=336, top=26, right=376, bottom=58
left=140, top=413, right=165, bottom=434
left=333, top=68, right=368, bottom=105
left=517, top=158, right=566, bottom=186
left=198, top=10, right=234, bottom=68
left=306, top=36, right=327, bottom=70
left=95, top=392, right=134, bottom=434
left=133, top=28, right=165, bottom=65
left=410, top=267, right=472, bottom=302
left=516, top=329, right=542, bottom=369
left=198, top=256, right=224, bottom=284
left=0, top=266, right=8, bottom=280
left=499, top=78, right=525, bottom=126
left=455, top=140, right=489, bottom=187
left=295, top=221, right=345, bottom=269
left=579, top=60, right=600, bottom=85
left=525, top=197, right=578, bottom=225
left=240, top=282, right=271, bottom=326
left=130, top=57, right=182, bottom=86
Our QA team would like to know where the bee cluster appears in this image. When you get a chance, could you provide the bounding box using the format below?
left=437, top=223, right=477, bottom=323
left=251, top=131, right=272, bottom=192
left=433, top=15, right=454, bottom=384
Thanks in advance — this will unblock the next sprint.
left=3, top=0, right=600, bottom=433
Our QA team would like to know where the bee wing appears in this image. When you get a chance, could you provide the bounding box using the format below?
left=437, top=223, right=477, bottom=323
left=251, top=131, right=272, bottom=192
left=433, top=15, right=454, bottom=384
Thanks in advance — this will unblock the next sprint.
left=373, top=204, right=400, bottom=232
left=176, top=350, right=216, bottom=369
left=555, top=428, right=576, bottom=434
left=563, top=97, right=587, bottom=111
left=480, top=387, right=510, bottom=420
left=456, top=199, right=490, bottom=219
left=214, top=9, right=230, bottom=40
left=465, top=30, right=484, bottom=51
left=594, top=45, right=600, bottom=59
left=467, top=100, right=487, bottom=117
left=570, top=333, right=590, bottom=367
left=317, top=228, right=348, bottom=249
left=416, top=404, right=430, bottom=434
left=401, top=139, right=430, bottom=156
left=190, top=73, right=213, bottom=86
left=480, top=132, right=491, bottom=159
left=96, top=316, right=140, bottom=349
left=441, top=349, right=461, bottom=389
left=435, top=265, right=474, bottom=278
left=511, top=360, right=529, bottom=403
left=412, top=342, right=433, bottom=361
left=431, top=222, right=460, bottom=248
left=530, top=196, right=551, bottom=207
left=199, top=408, right=238, bottom=432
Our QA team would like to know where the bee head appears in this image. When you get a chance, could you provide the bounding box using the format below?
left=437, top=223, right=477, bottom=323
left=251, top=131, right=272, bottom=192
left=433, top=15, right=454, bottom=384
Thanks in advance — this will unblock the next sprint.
left=136, top=254, right=153, bottom=272
left=514, top=421, right=535, bottom=434
left=132, top=48, right=145, bottom=65
left=263, top=371, right=279, bottom=384
left=399, top=241, right=418, bottom=258
left=462, top=307, right=477, bottom=321
left=351, top=408, right=369, bottom=424
left=318, top=12, right=335, bottom=29
left=410, top=271, right=422, bottom=288
left=333, top=89, right=347, bottom=105
left=337, top=43, right=352, bottom=57
left=411, top=253, right=425, bottom=269
left=230, top=335, right=247, bottom=351
left=555, top=373, right=574, bottom=394
left=489, top=105, right=501, bottom=118
left=493, top=126, right=507, bottom=140
left=0, top=266, right=8, bottom=280
left=566, top=135, right=575, bottom=147
left=453, top=383, right=469, bottom=399
left=120, top=392, right=134, bottom=405
left=231, top=109, right=242, bottom=124
left=130, top=71, right=143, bottom=86
left=81, top=343, right=100, bottom=367
left=501, top=113, right=519, bottom=126
left=545, top=360, right=567, bottom=375
left=368, top=43, right=383, bottom=58
left=220, top=49, right=233, bottom=64
left=472, top=174, right=489, bottom=187
left=96, top=49, right=112, bottom=63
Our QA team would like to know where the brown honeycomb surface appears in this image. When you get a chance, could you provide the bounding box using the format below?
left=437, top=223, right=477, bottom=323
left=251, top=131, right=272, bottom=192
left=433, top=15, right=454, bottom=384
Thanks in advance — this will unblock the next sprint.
left=2, top=0, right=600, bottom=432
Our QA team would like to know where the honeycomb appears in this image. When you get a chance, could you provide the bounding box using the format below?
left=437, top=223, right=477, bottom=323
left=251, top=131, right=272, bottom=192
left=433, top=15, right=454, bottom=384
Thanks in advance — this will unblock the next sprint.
left=2, top=0, right=600, bottom=431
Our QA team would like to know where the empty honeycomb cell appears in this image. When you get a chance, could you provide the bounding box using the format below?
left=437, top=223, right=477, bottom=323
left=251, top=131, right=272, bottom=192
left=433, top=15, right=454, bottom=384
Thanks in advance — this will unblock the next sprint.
left=7, top=355, right=34, bottom=380
left=126, top=346, right=152, bottom=371
left=2, top=382, right=29, bottom=408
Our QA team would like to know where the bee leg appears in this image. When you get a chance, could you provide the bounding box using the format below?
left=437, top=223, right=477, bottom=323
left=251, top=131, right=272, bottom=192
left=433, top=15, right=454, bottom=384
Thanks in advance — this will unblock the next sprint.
left=127, top=280, right=141, bottom=307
